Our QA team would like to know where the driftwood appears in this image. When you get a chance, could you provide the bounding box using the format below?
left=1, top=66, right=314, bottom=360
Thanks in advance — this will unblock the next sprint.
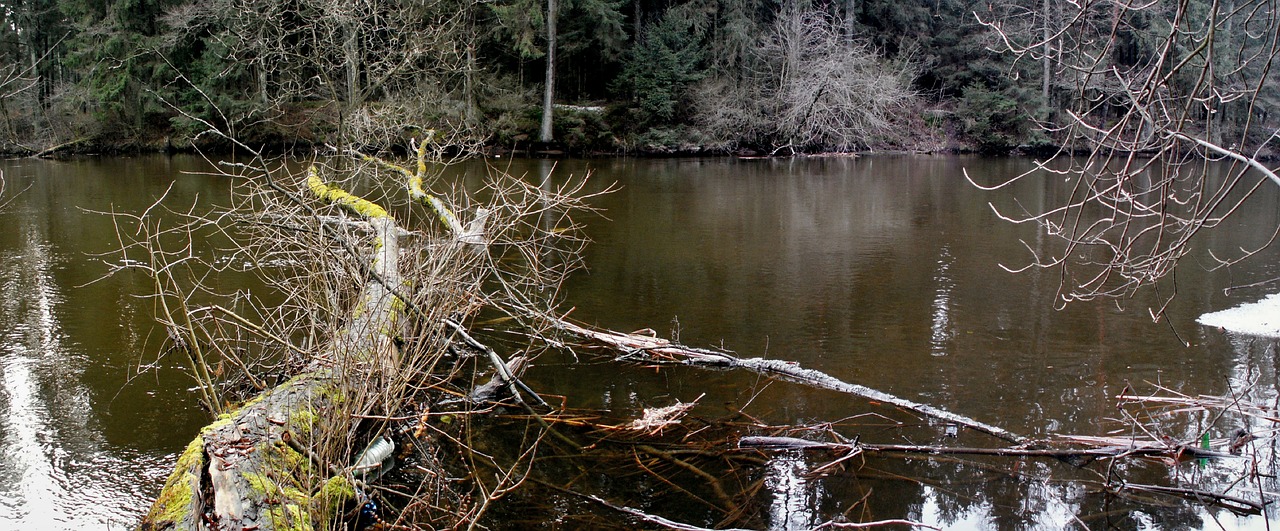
left=30, top=137, right=88, bottom=158
left=737, top=435, right=1242, bottom=461
left=556, top=320, right=1029, bottom=445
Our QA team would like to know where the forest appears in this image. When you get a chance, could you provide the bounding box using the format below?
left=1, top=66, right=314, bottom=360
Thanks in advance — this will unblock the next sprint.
left=2, top=0, right=1272, bottom=156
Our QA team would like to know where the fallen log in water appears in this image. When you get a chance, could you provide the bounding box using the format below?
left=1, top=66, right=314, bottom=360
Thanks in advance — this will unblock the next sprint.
left=135, top=131, right=597, bottom=530
left=140, top=370, right=356, bottom=530
left=140, top=171, right=413, bottom=530
left=556, top=320, right=1029, bottom=445
left=737, top=435, right=1242, bottom=461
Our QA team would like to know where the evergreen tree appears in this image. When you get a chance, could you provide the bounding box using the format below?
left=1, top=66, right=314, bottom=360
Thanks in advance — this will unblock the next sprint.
left=613, top=4, right=707, bottom=130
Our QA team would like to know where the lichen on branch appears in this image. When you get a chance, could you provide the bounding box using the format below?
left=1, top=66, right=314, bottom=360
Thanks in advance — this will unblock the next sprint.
left=345, top=133, right=467, bottom=236
left=306, top=165, right=389, bottom=219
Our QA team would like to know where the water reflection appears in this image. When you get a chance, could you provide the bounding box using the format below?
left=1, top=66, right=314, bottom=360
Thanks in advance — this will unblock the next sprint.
left=0, top=156, right=220, bottom=529
left=0, top=154, right=1278, bottom=529
left=764, top=451, right=817, bottom=530
left=513, top=155, right=1280, bottom=529
left=0, top=218, right=149, bottom=527
left=930, top=246, right=954, bottom=357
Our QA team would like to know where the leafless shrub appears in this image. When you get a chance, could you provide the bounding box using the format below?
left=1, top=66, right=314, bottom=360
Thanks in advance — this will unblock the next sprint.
left=695, top=5, right=917, bottom=153
left=161, top=0, right=474, bottom=148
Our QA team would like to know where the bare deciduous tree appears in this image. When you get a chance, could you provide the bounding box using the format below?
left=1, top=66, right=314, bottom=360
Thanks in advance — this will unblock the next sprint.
left=0, top=58, right=38, bottom=144
left=162, top=0, right=474, bottom=148
left=0, top=32, right=73, bottom=153
left=974, top=0, right=1280, bottom=318
left=696, top=4, right=917, bottom=153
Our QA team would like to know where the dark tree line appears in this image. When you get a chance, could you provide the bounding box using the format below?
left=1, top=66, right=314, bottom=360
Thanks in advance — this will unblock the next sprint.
left=0, top=0, right=1275, bottom=155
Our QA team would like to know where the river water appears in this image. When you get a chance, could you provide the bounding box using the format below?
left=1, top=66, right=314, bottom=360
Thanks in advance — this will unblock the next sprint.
left=0, top=154, right=1278, bottom=529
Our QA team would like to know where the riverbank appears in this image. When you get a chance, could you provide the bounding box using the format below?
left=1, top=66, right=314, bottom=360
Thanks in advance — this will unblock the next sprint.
left=0, top=99, right=1047, bottom=159
left=0, top=133, right=1042, bottom=160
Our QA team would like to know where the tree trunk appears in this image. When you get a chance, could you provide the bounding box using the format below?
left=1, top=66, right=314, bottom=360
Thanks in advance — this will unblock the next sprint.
left=539, top=0, right=557, bottom=143
left=1041, top=0, right=1051, bottom=109
left=139, top=371, right=356, bottom=531
left=344, top=21, right=361, bottom=107
left=632, top=0, right=643, bottom=44
left=465, top=39, right=477, bottom=125
left=1210, top=0, right=1235, bottom=147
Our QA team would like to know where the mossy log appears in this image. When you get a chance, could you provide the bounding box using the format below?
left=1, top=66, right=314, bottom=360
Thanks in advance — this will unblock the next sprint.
left=139, top=169, right=413, bottom=531
left=140, top=371, right=356, bottom=531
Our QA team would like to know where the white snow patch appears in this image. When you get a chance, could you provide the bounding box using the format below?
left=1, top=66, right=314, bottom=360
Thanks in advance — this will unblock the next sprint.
left=1198, top=293, right=1280, bottom=338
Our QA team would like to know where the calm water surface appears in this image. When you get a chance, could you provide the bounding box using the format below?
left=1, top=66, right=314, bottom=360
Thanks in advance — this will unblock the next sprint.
left=1, top=154, right=1278, bottom=529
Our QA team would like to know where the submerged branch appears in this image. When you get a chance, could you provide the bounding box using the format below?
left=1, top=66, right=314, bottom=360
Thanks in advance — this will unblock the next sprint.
left=738, top=435, right=1242, bottom=461
left=557, top=319, right=1029, bottom=445
left=813, top=520, right=941, bottom=530
left=584, top=494, right=754, bottom=531
left=1119, top=483, right=1265, bottom=516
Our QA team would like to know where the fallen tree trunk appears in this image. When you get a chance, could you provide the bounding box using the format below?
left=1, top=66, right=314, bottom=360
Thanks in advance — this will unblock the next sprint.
left=31, top=137, right=88, bottom=158
left=556, top=320, right=1029, bottom=445
left=140, top=370, right=356, bottom=531
left=140, top=169, right=419, bottom=530
left=133, top=126, right=592, bottom=529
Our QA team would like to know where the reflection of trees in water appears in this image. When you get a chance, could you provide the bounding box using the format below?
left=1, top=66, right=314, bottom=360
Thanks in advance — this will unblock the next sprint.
left=783, top=446, right=1227, bottom=528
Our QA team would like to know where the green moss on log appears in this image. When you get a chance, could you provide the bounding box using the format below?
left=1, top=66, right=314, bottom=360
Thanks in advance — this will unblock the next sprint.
left=140, top=436, right=205, bottom=529
left=266, top=503, right=315, bottom=531
left=313, top=476, right=357, bottom=522
left=290, top=407, right=318, bottom=437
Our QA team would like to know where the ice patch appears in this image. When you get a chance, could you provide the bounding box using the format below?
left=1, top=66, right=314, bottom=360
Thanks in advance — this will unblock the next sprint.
left=1198, top=293, right=1280, bottom=338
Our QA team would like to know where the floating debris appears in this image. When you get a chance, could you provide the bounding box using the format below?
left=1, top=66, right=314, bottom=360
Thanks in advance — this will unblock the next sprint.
left=627, top=395, right=702, bottom=433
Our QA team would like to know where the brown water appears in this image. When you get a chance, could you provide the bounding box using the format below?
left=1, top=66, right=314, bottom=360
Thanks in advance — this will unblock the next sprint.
left=1, top=154, right=1278, bottom=529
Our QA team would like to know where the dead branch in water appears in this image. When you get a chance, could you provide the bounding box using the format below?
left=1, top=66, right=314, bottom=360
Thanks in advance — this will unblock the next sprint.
left=1116, top=483, right=1265, bottom=516
left=584, top=494, right=754, bottom=531
left=738, top=435, right=1241, bottom=462
left=556, top=319, right=1029, bottom=445
left=551, top=321, right=1280, bottom=523
left=813, top=520, right=940, bottom=530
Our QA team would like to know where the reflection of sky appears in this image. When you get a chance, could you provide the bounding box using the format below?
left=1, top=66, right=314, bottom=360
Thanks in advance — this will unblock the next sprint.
left=765, top=451, right=817, bottom=530
left=912, top=480, right=1084, bottom=529
left=930, top=246, right=954, bottom=357
left=0, top=228, right=161, bottom=528
left=0, top=155, right=1269, bottom=528
left=918, top=485, right=993, bottom=528
left=1197, top=329, right=1280, bottom=529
